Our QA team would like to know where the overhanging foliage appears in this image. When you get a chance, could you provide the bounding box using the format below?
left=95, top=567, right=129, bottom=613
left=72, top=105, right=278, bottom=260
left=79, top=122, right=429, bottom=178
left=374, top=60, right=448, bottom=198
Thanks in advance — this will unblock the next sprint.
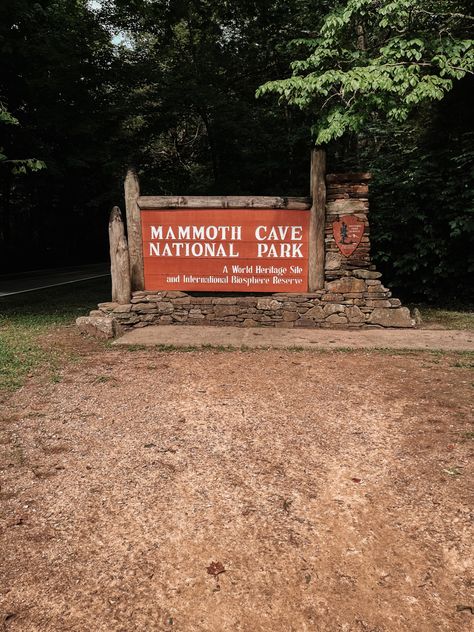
left=257, top=0, right=474, bottom=144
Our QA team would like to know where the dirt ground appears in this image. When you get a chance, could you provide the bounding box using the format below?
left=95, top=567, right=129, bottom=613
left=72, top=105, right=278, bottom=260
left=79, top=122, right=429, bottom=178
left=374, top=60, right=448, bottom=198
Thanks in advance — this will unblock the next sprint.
left=0, top=328, right=473, bottom=631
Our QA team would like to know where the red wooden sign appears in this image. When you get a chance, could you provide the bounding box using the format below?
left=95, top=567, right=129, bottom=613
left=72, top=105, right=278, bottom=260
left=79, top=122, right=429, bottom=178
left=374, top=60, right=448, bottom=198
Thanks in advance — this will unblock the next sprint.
left=332, top=215, right=364, bottom=257
left=141, top=209, right=309, bottom=292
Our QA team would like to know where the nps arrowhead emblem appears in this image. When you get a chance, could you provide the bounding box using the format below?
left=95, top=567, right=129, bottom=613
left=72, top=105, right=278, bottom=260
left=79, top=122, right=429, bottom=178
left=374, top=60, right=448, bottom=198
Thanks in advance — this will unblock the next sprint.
left=332, top=215, right=365, bottom=257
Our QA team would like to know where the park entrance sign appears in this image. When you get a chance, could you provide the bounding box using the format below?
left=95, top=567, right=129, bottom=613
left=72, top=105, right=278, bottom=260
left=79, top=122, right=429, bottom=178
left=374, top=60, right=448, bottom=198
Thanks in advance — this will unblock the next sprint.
left=76, top=150, right=415, bottom=338
left=141, top=207, right=310, bottom=292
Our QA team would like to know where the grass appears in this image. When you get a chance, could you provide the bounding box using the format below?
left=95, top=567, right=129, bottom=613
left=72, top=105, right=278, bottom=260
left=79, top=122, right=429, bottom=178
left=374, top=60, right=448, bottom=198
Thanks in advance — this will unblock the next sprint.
left=451, top=359, right=474, bottom=369
left=412, top=305, right=474, bottom=330
left=0, top=277, right=109, bottom=391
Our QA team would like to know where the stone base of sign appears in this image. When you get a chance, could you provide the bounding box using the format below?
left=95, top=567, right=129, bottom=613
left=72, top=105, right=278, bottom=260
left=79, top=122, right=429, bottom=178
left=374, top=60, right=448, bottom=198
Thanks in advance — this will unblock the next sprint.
left=77, top=273, right=414, bottom=339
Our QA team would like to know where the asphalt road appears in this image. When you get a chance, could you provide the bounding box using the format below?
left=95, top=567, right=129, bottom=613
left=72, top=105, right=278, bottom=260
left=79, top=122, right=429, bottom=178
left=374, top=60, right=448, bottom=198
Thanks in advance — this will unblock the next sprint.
left=0, top=263, right=110, bottom=296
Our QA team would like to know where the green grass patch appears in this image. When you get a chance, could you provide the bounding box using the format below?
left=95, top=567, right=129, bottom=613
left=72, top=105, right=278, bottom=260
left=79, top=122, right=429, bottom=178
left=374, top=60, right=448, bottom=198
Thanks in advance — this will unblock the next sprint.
left=0, top=277, right=109, bottom=391
left=411, top=305, right=474, bottom=330
left=451, top=359, right=474, bottom=369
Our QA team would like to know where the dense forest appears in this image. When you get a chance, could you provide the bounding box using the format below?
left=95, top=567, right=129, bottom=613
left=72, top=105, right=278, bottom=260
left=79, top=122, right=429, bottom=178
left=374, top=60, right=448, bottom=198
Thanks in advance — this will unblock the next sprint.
left=1, top=0, right=473, bottom=303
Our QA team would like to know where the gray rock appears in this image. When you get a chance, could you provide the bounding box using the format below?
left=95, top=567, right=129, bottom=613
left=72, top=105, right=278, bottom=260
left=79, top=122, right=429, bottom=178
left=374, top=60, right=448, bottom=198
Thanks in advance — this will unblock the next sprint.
left=113, top=304, right=133, bottom=313
left=165, top=291, right=188, bottom=298
left=346, top=305, right=366, bottom=323
left=325, top=252, right=342, bottom=271
left=242, top=318, right=258, bottom=327
left=159, top=315, right=173, bottom=324
left=76, top=316, right=118, bottom=339
left=352, top=269, right=382, bottom=280
left=364, top=292, right=390, bottom=299
left=131, top=302, right=156, bottom=312
left=304, top=305, right=325, bottom=321
left=365, top=300, right=392, bottom=308
left=321, top=293, right=344, bottom=302
left=157, top=302, right=174, bottom=314
left=98, top=302, right=118, bottom=311
left=237, top=297, right=258, bottom=307
left=131, top=292, right=165, bottom=303
left=368, top=307, right=414, bottom=328
left=366, top=280, right=382, bottom=286
left=326, top=277, right=366, bottom=293
left=257, top=298, right=282, bottom=310
left=214, top=305, right=240, bottom=317
left=323, top=303, right=345, bottom=316
left=325, top=313, right=348, bottom=325
left=282, top=310, right=299, bottom=321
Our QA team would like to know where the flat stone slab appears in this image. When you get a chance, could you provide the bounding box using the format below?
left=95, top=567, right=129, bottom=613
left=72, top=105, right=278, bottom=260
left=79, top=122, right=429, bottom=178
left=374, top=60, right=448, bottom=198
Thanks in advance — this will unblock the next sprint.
left=113, top=325, right=474, bottom=352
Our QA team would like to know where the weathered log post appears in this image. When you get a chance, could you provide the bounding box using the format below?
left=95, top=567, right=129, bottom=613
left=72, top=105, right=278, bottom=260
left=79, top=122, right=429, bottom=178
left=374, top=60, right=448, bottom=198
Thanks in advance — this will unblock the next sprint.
left=124, top=167, right=145, bottom=291
left=109, top=206, right=131, bottom=304
left=308, top=147, right=327, bottom=291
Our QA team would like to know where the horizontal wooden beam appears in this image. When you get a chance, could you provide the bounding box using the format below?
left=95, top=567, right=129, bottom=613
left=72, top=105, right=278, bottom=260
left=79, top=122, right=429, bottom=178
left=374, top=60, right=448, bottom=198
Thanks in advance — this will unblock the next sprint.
left=138, top=195, right=311, bottom=210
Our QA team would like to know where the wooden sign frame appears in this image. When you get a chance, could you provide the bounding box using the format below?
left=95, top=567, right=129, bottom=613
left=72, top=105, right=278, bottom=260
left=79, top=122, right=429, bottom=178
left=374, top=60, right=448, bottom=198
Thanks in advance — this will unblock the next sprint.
left=123, top=148, right=327, bottom=295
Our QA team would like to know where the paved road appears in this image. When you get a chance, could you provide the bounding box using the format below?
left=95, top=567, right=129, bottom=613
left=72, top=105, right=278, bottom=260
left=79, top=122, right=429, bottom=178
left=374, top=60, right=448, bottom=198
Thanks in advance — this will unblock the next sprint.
left=113, top=324, right=474, bottom=352
left=0, top=264, right=109, bottom=297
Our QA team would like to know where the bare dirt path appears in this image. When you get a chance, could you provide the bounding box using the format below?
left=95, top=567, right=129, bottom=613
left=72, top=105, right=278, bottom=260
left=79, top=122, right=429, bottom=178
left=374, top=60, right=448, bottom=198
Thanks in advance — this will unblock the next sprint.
left=0, top=331, right=473, bottom=631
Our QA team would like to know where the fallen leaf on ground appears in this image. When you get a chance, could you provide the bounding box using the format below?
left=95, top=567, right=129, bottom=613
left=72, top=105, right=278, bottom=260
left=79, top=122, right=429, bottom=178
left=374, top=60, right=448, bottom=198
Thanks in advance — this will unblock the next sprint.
left=207, top=561, right=225, bottom=576
left=442, top=467, right=462, bottom=477
left=456, top=604, right=474, bottom=614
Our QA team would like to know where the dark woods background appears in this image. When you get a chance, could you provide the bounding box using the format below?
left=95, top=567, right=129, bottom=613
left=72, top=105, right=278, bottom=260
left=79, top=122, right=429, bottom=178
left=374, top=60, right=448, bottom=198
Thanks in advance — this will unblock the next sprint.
left=1, top=0, right=473, bottom=304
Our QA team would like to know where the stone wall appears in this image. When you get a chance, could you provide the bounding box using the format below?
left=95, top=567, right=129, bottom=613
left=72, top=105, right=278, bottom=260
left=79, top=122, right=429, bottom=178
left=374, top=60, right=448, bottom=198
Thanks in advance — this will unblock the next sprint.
left=77, top=173, right=414, bottom=338
left=325, top=173, right=372, bottom=277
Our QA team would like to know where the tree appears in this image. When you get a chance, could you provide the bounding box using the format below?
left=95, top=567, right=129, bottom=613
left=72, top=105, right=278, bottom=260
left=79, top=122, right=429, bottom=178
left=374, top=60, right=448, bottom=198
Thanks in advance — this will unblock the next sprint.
left=256, top=0, right=474, bottom=303
left=99, top=0, right=325, bottom=194
left=0, top=0, right=118, bottom=268
left=257, top=0, right=474, bottom=145
left=0, top=104, right=45, bottom=174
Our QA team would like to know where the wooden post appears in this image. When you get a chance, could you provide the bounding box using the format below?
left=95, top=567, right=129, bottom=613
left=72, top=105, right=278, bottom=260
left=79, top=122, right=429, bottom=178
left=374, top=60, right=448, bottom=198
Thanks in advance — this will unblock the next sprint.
left=109, top=206, right=131, bottom=304
left=308, top=147, right=326, bottom=290
left=124, top=167, right=145, bottom=291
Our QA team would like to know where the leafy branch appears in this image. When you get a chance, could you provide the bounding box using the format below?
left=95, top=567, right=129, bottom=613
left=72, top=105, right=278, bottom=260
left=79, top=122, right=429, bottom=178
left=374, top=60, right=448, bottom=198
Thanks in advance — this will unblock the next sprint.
left=256, top=0, right=474, bottom=145
left=0, top=104, right=46, bottom=174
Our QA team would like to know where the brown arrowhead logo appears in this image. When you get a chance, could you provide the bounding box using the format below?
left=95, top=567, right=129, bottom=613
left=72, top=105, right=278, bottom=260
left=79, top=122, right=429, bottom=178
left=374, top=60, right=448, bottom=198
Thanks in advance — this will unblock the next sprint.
left=332, top=215, right=365, bottom=257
